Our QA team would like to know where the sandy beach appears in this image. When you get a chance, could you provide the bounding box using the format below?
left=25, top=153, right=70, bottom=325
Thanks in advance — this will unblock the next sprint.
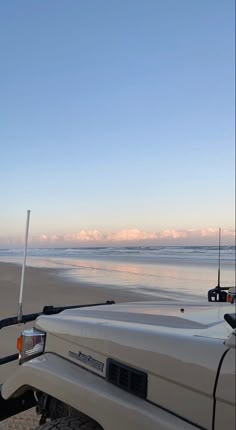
left=0, top=262, right=155, bottom=429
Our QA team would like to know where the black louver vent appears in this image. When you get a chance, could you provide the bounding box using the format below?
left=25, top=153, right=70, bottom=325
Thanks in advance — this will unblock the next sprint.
left=106, top=359, right=147, bottom=399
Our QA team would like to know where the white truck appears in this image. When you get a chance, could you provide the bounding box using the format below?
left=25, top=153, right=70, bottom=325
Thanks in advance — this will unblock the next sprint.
left=0, top=299, right=235, bottom=430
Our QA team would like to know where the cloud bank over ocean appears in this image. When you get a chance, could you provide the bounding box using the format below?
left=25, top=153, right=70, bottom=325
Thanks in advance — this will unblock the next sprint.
left=0, top=228, right=235, bottom=247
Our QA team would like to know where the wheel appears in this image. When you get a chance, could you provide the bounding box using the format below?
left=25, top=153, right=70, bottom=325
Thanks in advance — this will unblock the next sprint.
left=36, top=415, right=103, bottom=430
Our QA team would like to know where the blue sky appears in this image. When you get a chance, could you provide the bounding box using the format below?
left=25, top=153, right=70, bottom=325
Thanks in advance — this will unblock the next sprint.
left=0, top=0, right=235, bottom=246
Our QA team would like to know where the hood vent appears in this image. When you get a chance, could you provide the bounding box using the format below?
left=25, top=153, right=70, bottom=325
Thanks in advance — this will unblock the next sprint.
left=106, top=359, right=147, bottom=399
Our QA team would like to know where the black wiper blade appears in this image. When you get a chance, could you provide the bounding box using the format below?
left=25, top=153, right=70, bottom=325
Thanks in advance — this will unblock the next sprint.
left=42, top=301, right=115, bottom=315
left=0, top=301, right=115, bottom=330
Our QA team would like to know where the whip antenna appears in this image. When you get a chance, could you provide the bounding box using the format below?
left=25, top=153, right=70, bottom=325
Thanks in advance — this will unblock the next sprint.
left=17, top=210, right=31, bottom=323
left=217, top=227, right=221, bottom=288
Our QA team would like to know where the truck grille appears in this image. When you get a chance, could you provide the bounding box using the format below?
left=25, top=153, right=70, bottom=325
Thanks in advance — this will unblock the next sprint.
left=106, top=359, right=147, bottom=399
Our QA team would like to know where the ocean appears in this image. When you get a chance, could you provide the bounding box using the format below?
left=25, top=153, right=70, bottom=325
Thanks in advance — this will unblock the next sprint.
left=0, top=246, right=235, bottom=300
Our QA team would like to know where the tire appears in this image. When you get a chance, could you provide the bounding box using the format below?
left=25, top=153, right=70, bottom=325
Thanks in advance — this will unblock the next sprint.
left=36, top=415, right=103, bottom=430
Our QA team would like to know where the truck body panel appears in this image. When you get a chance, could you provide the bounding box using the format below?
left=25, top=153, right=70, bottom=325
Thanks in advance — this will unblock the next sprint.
left=1, top=301, right=235, bottom=429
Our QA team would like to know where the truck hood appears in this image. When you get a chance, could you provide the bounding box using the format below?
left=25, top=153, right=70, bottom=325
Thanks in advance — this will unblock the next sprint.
left=37, top=300, right=233, bottom=339
left=36, top=301, right=234, bottom=430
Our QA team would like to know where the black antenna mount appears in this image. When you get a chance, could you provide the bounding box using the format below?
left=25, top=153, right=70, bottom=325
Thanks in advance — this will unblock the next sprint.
left=207, top=228, right=228, bottom=302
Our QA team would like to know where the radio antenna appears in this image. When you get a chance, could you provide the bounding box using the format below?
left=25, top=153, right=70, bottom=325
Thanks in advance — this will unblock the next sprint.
left=17, top=210, right=31, bottom=323
left=216, top=227, right=221, bottom=288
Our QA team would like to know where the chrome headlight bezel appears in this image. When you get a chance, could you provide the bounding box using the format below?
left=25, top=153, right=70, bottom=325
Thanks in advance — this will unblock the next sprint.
left=17, top=328, right=46, bottom=364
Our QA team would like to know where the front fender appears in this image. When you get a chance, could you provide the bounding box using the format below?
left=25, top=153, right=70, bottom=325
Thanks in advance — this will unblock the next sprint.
left=0, top=384, right=35, bottom=421
left=2, top=353, right=198, bottom=430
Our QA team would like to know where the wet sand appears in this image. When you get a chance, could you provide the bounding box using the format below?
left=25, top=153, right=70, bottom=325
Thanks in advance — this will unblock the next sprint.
left=0, top=261, right=155, bottom=316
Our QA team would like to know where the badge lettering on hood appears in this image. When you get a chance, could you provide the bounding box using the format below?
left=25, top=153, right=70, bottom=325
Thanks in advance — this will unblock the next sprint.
left=69, top=351, right=104, bottom=372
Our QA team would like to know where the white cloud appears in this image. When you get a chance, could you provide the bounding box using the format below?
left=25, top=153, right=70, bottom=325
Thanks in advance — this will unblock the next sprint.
left=106, top=229, right=158, bottom=241
left=64, top=230, right=105, bottom=242
left=40, top=234, right=48, bottom=241
left=0, top=228, right=235, bottom=246
left=41, top=227, right=235, bottom=243
left=159, top=229, right=188, bottom=239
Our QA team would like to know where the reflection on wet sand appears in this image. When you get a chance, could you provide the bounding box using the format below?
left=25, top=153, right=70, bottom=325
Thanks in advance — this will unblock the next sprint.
left=0, top=254, right=234, bottom=300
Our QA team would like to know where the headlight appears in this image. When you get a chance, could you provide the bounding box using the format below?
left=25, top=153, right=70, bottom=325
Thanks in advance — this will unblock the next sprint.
left=17, top=328, right=46, bottom=364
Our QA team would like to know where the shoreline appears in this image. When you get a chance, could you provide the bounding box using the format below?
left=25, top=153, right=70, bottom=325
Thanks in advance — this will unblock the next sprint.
left=0, top=260, right=205, bottom=308
left=0, top=261, right=157, bottom=318
left=0, top=252, right=234, bottom=298
left=0, top=253, right=234, bottom=269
